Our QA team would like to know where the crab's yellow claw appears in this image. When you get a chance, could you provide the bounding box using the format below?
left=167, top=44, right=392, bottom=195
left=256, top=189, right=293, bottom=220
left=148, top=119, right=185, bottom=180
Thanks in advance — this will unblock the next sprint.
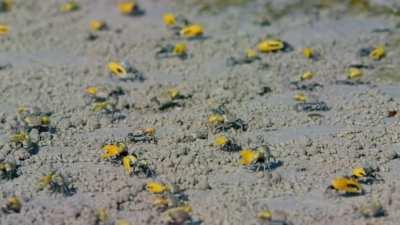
left=347, top=67, right=363, bottom=80
left=0, top=24, right=9, bottom=36
left=85, top=86, right=98, bottom=96
left=122, top=155, right=137, bottom=175
left=38, top=172, right=55, bottom=190
left=40, top=116, right=50, bottom=125
left=352, top=167, right=367, bottom=178
left=108, top=62, right=127, bottom=77
left=208, top=114, right=225, bottom=125
left=168, top=88, right=180, bottom=99
left=214, top=135, right=229, bottom=146
left=10, top=131, right=29, bottom=143
left=330, top=177, right=363, bottom=194
left=90, top=20, right=106, bottom=31
left=257, top=39, right=284, bottom=53
left=118, top=2, right=136, bottom=15
left=92, top=102, right=110, bottom=112
left=370, top=46, right=385, bottom=60
left=300, top=71, right=314, bottom=81
left=163, top=13, right=176, bottom=27
left=60, top=1, right=79, bottom=13
left=173, top=43, right=187, bottom=56
left=303, top=48, right=314, bottom=58
left=239, top=149, right=258, bottom=166
left=146, top=182, right=170, bottom=194
left=293, top=93, right=307, bottom=102
left=257, top=210, right=272, bottom=221
left=180, top=24, right=204, bottom=38
left=101, top=143, right=126, bottom=159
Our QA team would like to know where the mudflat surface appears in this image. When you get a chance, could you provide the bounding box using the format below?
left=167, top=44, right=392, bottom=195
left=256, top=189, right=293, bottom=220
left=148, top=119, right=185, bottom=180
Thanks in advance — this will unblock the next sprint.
left=1, top=1, right=400, bottom=225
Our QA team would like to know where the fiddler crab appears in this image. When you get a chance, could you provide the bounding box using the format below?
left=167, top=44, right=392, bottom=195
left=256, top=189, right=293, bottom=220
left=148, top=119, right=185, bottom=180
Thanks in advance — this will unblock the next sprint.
left=207, top=105, right=248, bottom=133
left=107, top=61, right=144, bottom=82
left=156, top=43, right=188, bottom=60
left=162, top=13, right=204, bottom=40
left=16, top=106, right=52, bottom=132
left=0, top=161, right=18, bottom=180
left=1, top=196, right=22, bottom=214
left=289, top=71, right=323, bottom=91
left=37, top=171, right=76, bottom=196
left=239, top=146, right=279, bottom=171
left=123, top=153, right=154, bottom=177
left=213, top=135, right=241, bottom=152
left=118, top=1, right=144, bottom=16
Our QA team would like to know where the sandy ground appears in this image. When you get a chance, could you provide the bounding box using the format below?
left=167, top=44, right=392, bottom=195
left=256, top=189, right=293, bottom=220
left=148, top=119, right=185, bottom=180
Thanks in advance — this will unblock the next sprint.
left=1, top=0, right=400, bottom=225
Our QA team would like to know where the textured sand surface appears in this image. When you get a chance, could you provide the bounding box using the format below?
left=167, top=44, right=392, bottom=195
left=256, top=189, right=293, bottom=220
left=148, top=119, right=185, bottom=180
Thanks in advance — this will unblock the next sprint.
left=1, top=1, right=400, bottom=225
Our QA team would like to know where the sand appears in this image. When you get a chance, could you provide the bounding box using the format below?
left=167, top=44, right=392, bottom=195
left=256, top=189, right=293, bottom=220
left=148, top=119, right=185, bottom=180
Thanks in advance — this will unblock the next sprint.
left=1, top=0, right=400, bottom=225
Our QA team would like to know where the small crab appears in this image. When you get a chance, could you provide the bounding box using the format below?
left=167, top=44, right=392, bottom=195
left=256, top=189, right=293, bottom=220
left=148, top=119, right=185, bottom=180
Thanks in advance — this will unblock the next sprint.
left=207, top=114, right=225, bottom=125
left=180, top=24, right=204, bottom=39
left=0, top=23, right=9, bottom=36
left=146, top=181, right=171, bottom=194
left=0, top=162, right=18, bottom=180
left=118, top=1, right=143, bottom=16
left=107, top=61, right=144, bottom=81
left=293, top=92, right=307, bottom=102
left=10, top=131, right=31, bottom=147
left=127, top=128, right=157, bottom=144
left=90, top=20, right=107, bottom=32
left=164, top=205, right=192, bottom=225
left=84, top=85, right=124, bottom=103
left=152, top=194, right=179, bottom=211
left=327, top=177, right=364, bottom=196
left=370, top=46, right=385, bottom=60
left=257, top=210, right=292, bottom=225
left=303, top=48, right=314, bottom=59
left=257, top=210, right=272, bottom=221
left=347, top=67, right=363, bottom=80
left=16, top=106, right=52, bottom=131
left=1, top=196, right=21, bottom=214
left=351, top=167, right=383, bottom=184
left=213, top=135, right=240, bottom=152
left=84, top=86, right=109, bottom=102
left=257, top=39, right=289, bottom=53
left=37, top=171, right=75, bottom=196
left=101, top=143, right=127, bottom=161
left=163, top=13, right=177, bottom=27
left=156, top=43, right=188, bottom=59
left=299, top=71, right=314, bottom=81
left=92, top=101, right=119, bottom=114
left=60, top=1, right=79, bottom=13
left=122, top=154, right=154, bottom=177
left=240, top=146, right=278, bottom=171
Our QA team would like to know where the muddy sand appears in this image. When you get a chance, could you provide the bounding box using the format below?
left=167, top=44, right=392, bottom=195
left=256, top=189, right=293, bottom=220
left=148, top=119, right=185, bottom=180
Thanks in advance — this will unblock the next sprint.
left=1, top=0, right=400, bottom=225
